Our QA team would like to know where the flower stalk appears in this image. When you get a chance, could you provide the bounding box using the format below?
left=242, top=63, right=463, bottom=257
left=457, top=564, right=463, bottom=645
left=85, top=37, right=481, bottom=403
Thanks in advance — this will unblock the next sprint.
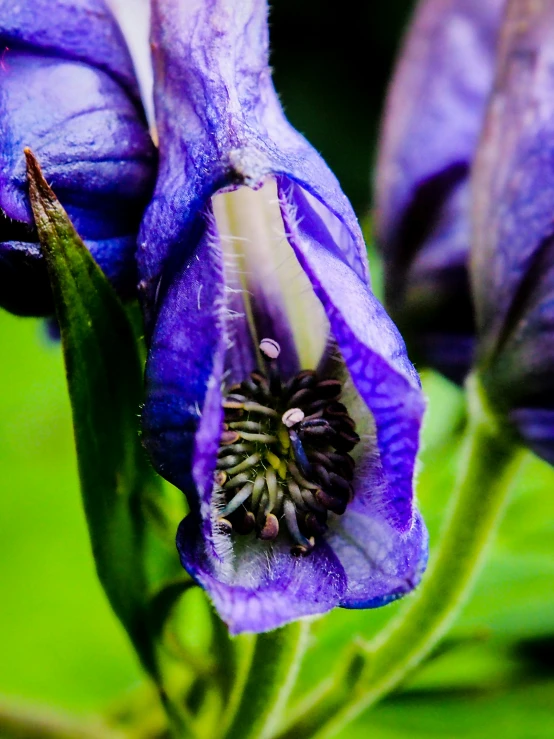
left=223, top=621, right=310, bottom=739
left=278, top=374, right=524, bottom=739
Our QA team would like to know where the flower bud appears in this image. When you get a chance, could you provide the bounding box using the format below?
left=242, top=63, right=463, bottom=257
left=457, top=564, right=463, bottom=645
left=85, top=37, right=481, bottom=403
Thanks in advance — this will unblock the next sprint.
left=375, top=0, right=505, bottom=383
left=472, top=0, right=554, bottom=463
left=0, top=0, right=156, bottom=315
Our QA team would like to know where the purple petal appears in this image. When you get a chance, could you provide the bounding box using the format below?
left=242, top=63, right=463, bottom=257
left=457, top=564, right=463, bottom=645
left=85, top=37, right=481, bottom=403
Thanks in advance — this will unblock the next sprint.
left=141, top=0, right=428, bottom=632
left=0, top=2, right=155, bottom=315
left=375, top=0, right=505, bottom=381
left=143, top=180, right=428, bottom=623
left=0, top=52, right=153, bottom=226
left=177, top=516, right=346, bottom=635
left=325, top=422, right=428, bottom=607
left=142, top=211, right=226, bottom=502
left=472, top=1, right=554, bottom=356
left=278, top=180, right=425, bottom=532
left=376, top=0, right=504, bottom=247
left=471, top=1, right=554, bottom=461
left=139, top=0, right=368, bottom=331
left=330, top=511, right=428, bottom=608
left=510, top=408, right=554, bottom=467
left=0, top=0, right=140, bottom=100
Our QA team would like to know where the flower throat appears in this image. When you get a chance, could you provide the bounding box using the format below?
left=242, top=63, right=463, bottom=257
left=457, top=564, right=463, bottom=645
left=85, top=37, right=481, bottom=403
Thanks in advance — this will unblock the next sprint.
left=215, top=338, right=360, bottom=555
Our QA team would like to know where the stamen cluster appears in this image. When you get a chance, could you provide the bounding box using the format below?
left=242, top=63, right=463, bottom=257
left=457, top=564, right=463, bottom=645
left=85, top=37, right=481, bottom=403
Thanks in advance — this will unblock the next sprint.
left=215, top=339, right=360, bottom=555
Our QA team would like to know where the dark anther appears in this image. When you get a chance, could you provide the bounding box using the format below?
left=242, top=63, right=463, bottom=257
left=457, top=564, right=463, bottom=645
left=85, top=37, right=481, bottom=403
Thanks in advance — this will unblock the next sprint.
left=313, top=464, right=330, bottom=488
left=214, top=336, right=360, bottom=555
left=301, top=418, right=332, bottom=431
left=335, top=430, right=360, bottom=452
left=305, top=399, right=329, bottom=415
left=315, top=489, right=347, bottom=515
left=289, top=388, right=317, bottom=407
left=301, top=488, right=326, bottom=513
left=284, top=369, right=316, bottom=397
left=218, top=517, right=233, bottom=534
left=328, top=452, right=355, bottom=480
left=232, top=509, right=256, bottom=535
left=308, top=450, right=333, bottom=470
left=325, top=402, right=348, bottom=416
left=328, top=472, right=352, bottom=499
left=304, top=512, right=328, bottom=536
left=315, top=379, right=342, bottom=399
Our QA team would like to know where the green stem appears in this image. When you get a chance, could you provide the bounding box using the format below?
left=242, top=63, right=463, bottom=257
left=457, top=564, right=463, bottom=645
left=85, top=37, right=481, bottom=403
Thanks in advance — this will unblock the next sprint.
left=275, top=646, right=365, bottom=739
left=0, top=698, right=124, bottom=739
left=284, top=375, right=524, bottom=739
left=224, top=621, right=311, bottom=739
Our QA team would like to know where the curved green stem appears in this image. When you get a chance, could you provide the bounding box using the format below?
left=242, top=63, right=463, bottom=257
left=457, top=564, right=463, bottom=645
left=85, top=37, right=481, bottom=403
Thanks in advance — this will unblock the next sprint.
left=282, top=375, right=524, bottom=739
left=224, top=620, right=311, bottom=739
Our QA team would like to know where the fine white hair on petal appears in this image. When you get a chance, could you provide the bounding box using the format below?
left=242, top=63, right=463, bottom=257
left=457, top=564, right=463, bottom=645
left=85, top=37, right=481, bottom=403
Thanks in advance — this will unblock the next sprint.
left=105, top=0, right=155, bottom=127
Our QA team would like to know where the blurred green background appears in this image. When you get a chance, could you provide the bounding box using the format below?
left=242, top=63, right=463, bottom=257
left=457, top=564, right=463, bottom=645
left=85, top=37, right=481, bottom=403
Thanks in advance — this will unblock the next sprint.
left=2, top=1, right=554, bottom=737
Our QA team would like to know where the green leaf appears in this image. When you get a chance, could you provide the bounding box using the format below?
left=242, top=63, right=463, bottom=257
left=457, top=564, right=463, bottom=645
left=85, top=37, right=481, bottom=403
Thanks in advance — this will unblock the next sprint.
left=25, top=149, right=161, bottom=678
left=344, top=680, right=554, bottom=739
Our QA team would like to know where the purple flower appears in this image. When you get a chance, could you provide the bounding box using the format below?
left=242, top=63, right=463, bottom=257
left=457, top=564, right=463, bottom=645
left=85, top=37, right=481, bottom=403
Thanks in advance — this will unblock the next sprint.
left=0, top=0, right=156, bottom=316
left=375, top=0, right=505, bottom=384
left=472, top=1, right=554, bottom=465
left=139, top=0, right=427, bottom=634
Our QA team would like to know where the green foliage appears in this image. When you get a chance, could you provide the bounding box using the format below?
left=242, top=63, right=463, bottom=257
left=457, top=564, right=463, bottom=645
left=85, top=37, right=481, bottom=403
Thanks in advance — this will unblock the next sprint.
left=25, top=150, right=163, bottom=679
left=348, top=682, right=554, bottom=739
left=1, top=168, right=554, bottom=737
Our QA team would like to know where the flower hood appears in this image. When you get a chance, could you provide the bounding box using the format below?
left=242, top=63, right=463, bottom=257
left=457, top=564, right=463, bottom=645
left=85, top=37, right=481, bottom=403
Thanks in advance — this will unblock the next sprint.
left=139, top=0, right=428, bottom=634
left=375, top=0, right=506, bottom=383
left=0, top=0, right=156, bottom=315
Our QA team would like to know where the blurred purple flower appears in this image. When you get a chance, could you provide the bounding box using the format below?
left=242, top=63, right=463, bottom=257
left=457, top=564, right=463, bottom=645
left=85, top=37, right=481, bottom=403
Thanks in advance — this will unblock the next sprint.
left=375, top=0, right=505, bottom=383
left=139, top=0, right=427, bottom=634
left=472, top=0, right=554, bottom=465
left=0, top=0, right=156, bottom=315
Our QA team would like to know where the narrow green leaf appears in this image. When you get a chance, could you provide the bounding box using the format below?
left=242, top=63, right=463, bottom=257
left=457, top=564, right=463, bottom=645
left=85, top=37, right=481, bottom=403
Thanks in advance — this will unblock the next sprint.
left=25, top=148, right=161, bottom=677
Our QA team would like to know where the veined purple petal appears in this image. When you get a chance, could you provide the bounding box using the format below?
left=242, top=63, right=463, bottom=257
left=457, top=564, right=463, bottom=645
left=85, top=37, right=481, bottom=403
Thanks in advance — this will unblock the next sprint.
left=139, top=0, right=368, bottom=331
left=141, top=0, right=428, bottom=633
left=0, top=0, right=155, bottom=315
left=473, top=0, right=554, bottom=358
left=177, top=516, right=346, bottom=635
left=330, top=511, right=428, bottom=608
left=375, top=0, right=505, bottom=382
left=277, top=180, right=424, bottom=532
left=0, top=54, right=153, bottom=226
left=0, top=0, right=140, bottom=100
left=471, top=1, right=554, bottom=462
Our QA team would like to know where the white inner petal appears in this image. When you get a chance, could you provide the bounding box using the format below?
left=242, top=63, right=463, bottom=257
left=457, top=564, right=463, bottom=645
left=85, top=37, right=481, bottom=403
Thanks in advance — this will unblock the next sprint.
left=212, top=178, right=329, bottom=370
left=105, top=0, right=155, bottom=129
